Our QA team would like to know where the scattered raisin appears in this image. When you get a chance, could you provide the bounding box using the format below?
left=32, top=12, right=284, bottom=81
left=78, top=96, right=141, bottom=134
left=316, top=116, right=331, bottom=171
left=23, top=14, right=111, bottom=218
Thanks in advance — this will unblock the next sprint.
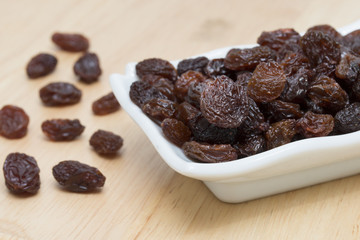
left=52, top=160, right=105, bottom=192
left=0, top=105, right=29, bottom=139
left=334, top=102, right=360, bottom=134
left=161, top=118, right=191, bottom=147
left=3, top=153, right=40, bottom=194
left=136, top=58, right=177, bottom=82
left=296, top=111, right=334, bottom=138
left=39, top=82, right=82, bottom=106
left=92, top=92, right=120, bottom=115
left=41, top=119, right=85, bottom=141
left=74, top=52, right=102, bottom=83
left=26, top=53, right=57, bottom=79
left=52, top=32, right=89, bottom=52
left=89, top=130, right=123, bottom=155
left=177, top=56, right=209, bottom=76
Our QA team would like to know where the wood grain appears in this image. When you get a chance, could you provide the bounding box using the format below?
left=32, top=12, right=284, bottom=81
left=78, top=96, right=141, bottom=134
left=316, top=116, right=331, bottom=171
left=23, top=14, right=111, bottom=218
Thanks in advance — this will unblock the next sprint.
left=0, top=0, right=360, bottom=239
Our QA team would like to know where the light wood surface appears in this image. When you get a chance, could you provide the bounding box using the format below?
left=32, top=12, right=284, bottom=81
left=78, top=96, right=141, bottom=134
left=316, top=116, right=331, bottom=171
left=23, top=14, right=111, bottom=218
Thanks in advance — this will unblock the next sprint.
left=1, top=0, right=360, bottom=239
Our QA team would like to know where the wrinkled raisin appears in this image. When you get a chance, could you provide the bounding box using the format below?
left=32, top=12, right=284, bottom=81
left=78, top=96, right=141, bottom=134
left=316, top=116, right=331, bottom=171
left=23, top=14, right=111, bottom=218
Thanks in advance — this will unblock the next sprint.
left=280, top=52, right=310, bottom=75
left=175, top=102, right=201, bottom=126
left=142, top=99, right=178, bottom=123
left=182, top=141, right=237, bottom=163
left=334, top=102, right=360, bottom=133
left=175, top=70, right=206, bottom=101
left=161, top=118, right=191, bottom=147
left=257, top=28, right=300, bottom=51
left=224, top=46, right=275, bottom=71
left=52, top=32, right=89, bottom=52
left=3, top=153, right=40, bottom=194
left=152, top=78, right=176, bottom=101
left=0, top=105, right=29, bottom=139
left=185, top=81, right=207, bottom=108
left=344, top=30, right=360, bottom=54
left=205, top=58, right=235, bottom=78
left=52, top=160, right=105, bottom=192
left=129, top=81, right=168, bottom=107
left=41, top=119, right=85, bottom=141
left=266, top=100, right=304, bottom=122
left=177, top=56, right=209, bottom=76
left=136, top=58, right=177, bottom=82
left=92, top=92, right=120, bottom=115
left=74, top=52, right=102, bottom=83
left=280, top=67, right=311, bottom=104
left=89, top=130, right=123, bottom=154
left=233, top=135, right=266, bottom=158
left=335, top=48, right=360, bottom=84
left=235, top=71, right=253, bottom=87
left=307, top=24, right=343, bottom=44
left=200, top=75, right=249, bottom=128
left=26, top=53, right=57, bottom=79
left=296, top=111, right=334, bottom=138
left=247, top=60, right=286, bottom=103
left=40, top=82, right=82, bottom=106
left=265, top=119, right=297, bottom=149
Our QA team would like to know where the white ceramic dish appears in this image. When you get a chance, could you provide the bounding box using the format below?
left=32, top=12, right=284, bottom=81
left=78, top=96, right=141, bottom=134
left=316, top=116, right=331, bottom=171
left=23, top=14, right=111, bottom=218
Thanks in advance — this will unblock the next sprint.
left=110, top=20, right=360, bottom=203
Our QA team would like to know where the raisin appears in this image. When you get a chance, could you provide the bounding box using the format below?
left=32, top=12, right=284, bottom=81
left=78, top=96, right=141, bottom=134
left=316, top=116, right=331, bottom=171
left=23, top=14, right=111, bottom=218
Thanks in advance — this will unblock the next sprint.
left=51, top=32, right=89, bottom=52
left=300, top=30, right=341, bottom=67
left=74, top=52, right=102, bottom=83
left=136, top=58, right=177, bottom=82
left=224, top=46, right=275, bottom=71
left=233, top=135, right=266, bottom=158
left=174, top=70, right=206, bottom=101
left=204, top=58, right=235, bottom=78
left=41, top=119, right=85, bottom=141
left=334, top=102, right=360, bottom=134
left=3, top=153, right=40, bottom=194
left=280, top=52, right=310, bottom=75
left=26, top=53, right=57, bottom=79
left=307, top=75, right=348, bottom=113
left=280, top=67, right=310, bottom=104
left=175, top=102, right=201, bottom=126
left=188, top=116, right=238, bottom=144
left=185, top=81, right=207, bottom=108
left=266, top=100, right=304, bottom=122
left=307, top=24, right=343, bottom=44
left=200, top=75, right=249, bottom=128
left=161, top=118, right=191, bottom=147
left=177, top=56, right=209, bottom=76
left=142, top=99, right=178, bottom=123
left=52, top=160, right=105, bottom=192
left=277, top=42, right=304, bottom=61
left=0, top=105, right=29, bottom=139
left=89, top=130, right=123, bottom=154
left=344, top=30, right=360, bottom=55
left=247, top=60, right=287, bottom=103
left=335, top=48, right=360, bottom=85
left=235, top=71, right=253, bottom=88
left=296, top=111, right=334, bottom=138
left=39, top=82, right=82, bottom=106
left=257, top=28, right=300, bottom=51
left=182, top=141, right=237, bottom=163
left=152, top=78, right=176, bottom=101
left=129, top=81, right=168, bottom=107
left=92, top=92, right=120, bottom=115
left=265, top=119, right=297, bottom=150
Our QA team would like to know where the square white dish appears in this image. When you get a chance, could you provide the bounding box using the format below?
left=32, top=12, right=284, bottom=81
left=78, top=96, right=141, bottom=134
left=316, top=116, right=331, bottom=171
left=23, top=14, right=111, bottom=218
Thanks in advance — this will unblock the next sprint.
left=110, top=19, right=360, bottom=203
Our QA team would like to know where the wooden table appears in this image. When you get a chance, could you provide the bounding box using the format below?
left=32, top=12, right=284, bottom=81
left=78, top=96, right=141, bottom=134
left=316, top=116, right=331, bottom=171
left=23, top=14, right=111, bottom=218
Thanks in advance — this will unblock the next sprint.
left=0, top=0, right=360, bottom=239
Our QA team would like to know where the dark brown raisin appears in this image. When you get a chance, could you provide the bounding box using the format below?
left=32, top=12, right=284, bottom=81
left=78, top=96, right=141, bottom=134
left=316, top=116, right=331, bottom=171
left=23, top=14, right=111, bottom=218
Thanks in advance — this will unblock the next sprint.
left=152, top=78, right=176, bottom=101
left=182, top=141, right=238, bottom=163
left=265, top=119, right=297, bottom=150
left=296, top=111, right=334, bottom=138
left=204, top=58, right=235, bottom=78
left=41, top=119, right=85, bottom=141
left=26, top=53, right=57, bottom=79
left=52, top=32, right=89, bottom=52
left=335, top=48, right=360, bottom=85
left=334, top=102, right=360, bottom=134
left=0, top=105, right=29, bottom=139
left=257, top=28, right=300, bottom=51
left=200, top=75, right=249, bottom=128
left=233, top=135, right=266, bottom=158
left=185, top=81, right=207, bottom=108
left=300, top=30, right=341, bottom=67
left=224, top=46, right=275, bottom=71
left=175, top=102, right=201, bottom=126
left=174, top=70, right=206, bottom=101
left=280, top=52, right=310, bottom=76
left=307, top=25, right=343, bottom=44
left=266, top=100, right=304, bottom=122
left=177, top=56, right=209, bottom=76
left=280, top=67, right=311, bottom=104
left=89, top=130, right=123, bottom=154
left=344, top=30, right=360, bottom=55
left=142, top=99, right=178, bottom=123
left=161, top=118, right=191, bottom=147
left=92, top=92, right=120, bottom=115
left=235, top=71, right=253, bottom=88
left=52, top=160, right=105, bottom=192
left=74, top=52, right=102, bottom=83
left=277, top=42, right=304, bottom=61
left=40, top=82, right=82, bottom=106
left=3, top=153, right=40, bottom=194
left=129, top=81, right=168, bottom=107
left=247, top=60, right=286, bottom=103
left=136, top=58, right=177, bottom=82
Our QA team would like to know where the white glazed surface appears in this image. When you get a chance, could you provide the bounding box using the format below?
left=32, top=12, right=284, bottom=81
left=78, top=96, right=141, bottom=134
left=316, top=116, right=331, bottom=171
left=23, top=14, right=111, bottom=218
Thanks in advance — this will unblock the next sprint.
left=110, top=20, right=360, bottom=203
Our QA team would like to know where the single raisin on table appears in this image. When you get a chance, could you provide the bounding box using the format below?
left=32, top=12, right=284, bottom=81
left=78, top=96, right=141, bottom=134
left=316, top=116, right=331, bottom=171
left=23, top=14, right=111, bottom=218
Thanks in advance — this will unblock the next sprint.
left=26, top=53, right=57, bottom=79
left=3, top=153, right=40, bottom=194
left=0, top=105, right=29, bottom=139
left=161, top=118, right=191, bottom=147
left=74, top=52, right=102, bottom=83
left=52, top=32, right=89, bottom=52
left=177, top=56, right=209, bottom=76
left=200, top=75, right=249, bottom=128
left=92, top=92, right=120, bottom=115
left=136, top=58, right=177, bottom=82
left=296, top=111, right=334, bottom=138
left=89, top=130, right=123, bottom=155
left=182, top=141, right=238, bottom=163
left=52, top=160, right=105, bottom=192
left=39, top=82, right=82, bottom=106
left=41, top=119, right=85, bottom=141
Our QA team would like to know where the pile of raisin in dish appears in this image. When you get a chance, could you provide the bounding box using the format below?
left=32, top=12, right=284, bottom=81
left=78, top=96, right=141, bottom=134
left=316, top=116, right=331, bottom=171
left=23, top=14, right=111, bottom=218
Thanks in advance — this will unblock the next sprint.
left=130, top=24, right=360, bottom=164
